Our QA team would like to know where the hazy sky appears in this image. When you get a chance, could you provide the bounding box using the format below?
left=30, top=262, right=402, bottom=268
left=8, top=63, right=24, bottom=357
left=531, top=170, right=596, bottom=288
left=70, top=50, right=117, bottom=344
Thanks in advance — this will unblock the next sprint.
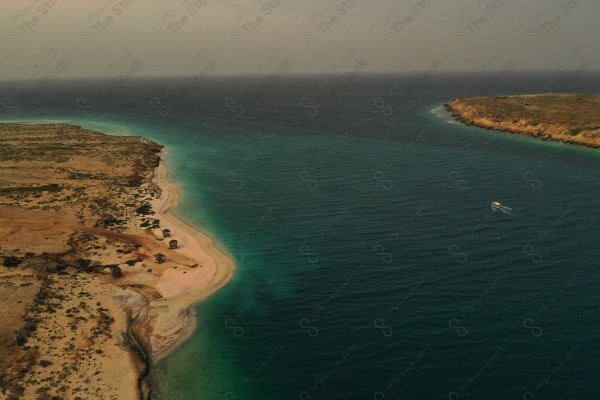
left=1, top=0, right=599, bottom=80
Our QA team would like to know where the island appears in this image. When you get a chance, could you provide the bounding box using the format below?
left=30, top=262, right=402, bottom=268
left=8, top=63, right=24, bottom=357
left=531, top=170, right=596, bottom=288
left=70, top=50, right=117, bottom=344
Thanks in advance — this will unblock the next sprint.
left=0, top=123, right=235, bottom=400
left=445, top=94, right=600, bottom=148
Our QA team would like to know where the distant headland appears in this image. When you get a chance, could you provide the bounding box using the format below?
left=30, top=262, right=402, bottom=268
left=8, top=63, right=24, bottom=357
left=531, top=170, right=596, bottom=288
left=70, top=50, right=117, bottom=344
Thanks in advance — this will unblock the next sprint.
left=445, top=94, right=600, bottom=148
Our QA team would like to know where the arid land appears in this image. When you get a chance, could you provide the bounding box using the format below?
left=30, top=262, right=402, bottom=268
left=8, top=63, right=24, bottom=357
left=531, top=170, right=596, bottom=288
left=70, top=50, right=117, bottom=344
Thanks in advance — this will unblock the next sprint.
left=0, top=123, right=235, bottom=400
left=445, top=94, right=600, bottom=148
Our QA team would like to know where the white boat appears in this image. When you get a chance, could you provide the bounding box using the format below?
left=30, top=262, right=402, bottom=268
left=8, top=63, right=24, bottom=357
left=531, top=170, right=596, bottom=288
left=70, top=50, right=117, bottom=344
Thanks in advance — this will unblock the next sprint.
left=491, top=201, right=502, bottom=211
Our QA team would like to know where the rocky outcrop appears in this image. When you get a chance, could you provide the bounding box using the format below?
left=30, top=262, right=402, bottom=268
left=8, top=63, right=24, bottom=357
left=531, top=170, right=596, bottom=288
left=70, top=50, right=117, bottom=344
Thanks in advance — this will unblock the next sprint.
left=445, top=94, right=600, bottom=148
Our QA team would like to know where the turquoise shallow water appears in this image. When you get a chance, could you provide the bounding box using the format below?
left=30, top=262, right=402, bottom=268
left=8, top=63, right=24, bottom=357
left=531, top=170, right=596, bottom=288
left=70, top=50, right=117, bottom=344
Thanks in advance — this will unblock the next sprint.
left=2, top=73, right=600, bottom=399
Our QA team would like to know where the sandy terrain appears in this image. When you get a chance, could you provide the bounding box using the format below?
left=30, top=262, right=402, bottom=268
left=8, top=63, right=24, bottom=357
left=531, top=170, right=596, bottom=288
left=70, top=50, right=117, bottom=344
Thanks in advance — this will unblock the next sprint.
left=446, top=94, right=600, bottom=148
left=138, top=159, right=235, bottom=361
left=0, top=123, right=235, bottom=400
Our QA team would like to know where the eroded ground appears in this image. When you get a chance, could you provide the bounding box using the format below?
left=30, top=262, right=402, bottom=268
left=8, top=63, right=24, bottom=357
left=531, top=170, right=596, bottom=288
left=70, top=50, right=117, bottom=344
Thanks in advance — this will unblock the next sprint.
left=0, top=123, right=164, bottom=400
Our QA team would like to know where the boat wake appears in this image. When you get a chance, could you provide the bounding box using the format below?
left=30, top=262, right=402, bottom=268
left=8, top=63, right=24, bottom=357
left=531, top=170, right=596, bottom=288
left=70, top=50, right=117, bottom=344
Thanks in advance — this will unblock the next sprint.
left=499, top=205, right=518, bottom=216
left=491, top=201, right=519, bottom=216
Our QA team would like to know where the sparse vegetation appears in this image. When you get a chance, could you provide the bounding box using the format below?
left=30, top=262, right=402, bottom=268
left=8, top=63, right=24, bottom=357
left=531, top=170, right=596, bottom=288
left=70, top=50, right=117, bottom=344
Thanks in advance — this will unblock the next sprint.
left=0, top=123, right=163, bottom=399
left=447, top=94, right=600, bottom=148
left=135, top=203, right=153, bottom=215
left=0, top=184, right=62, bottom=195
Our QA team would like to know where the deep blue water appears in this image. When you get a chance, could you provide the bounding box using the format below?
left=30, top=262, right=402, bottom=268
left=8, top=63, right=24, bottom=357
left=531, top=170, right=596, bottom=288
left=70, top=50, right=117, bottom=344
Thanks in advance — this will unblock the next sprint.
left=1, top=72, right=599, bottom=399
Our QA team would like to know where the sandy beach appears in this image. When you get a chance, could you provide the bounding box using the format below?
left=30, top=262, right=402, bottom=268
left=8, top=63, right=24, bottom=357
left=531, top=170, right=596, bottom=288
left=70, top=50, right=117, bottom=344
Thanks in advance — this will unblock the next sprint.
left=0, top=123, right=235, bottom=399
left=139, top=152, right=236, bottom=362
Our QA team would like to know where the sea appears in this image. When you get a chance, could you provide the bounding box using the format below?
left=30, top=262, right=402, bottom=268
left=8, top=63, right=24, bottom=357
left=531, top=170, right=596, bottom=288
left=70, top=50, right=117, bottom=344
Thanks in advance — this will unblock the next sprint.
left=1, top=71, right=599, bottom=399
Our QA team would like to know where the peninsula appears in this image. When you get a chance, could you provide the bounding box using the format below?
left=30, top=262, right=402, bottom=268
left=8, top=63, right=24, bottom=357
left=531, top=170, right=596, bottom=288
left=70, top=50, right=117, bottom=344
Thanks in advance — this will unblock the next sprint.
left=445, top=94, right=600, bottom=148
left=0, top=123, right=234, bottom=400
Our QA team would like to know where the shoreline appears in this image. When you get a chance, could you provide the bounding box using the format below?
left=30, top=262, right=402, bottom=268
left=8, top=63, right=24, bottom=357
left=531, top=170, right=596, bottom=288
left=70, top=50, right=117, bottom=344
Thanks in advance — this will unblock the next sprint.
left=0, top=123, right=236, bottom=399
left=140, top=149, right=236, bottom=363
left=445, top=94, right=600, bottom=149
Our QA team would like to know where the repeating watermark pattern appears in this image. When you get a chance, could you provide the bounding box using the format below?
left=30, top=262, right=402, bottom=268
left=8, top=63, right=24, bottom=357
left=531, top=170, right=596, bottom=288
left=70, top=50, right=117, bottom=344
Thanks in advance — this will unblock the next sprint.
left=149, top=0, right=206, bottom=43
left=522, top=161, right=546, bottom=191
left=523, top=0, right=582, bottom=43
left=150, top=50, right=218, bottom=116
left=299, top=124, right=354, bottom=190
left=310, top=270, right=356, bottom=317
left=372, top=197, right=431, bottom=267
left=302, top=198, right=354, bottom=254
left=225, top=270, right=283, bottom=339
left=449, top=131, right=499, bottom=190
left=449, top=0, right=509, bottom=43
left=448, top=210, right=492, bottom=265
left=37, top=57, right=70, bottom=89
left=374, top=0, right=436, bottom=43
left=76, top=0, right=134, bottom=42
left=300, top=270, right=356, bottom=339
left=522, top=196, right=579, bottom=265
left=522, top=271, right=579, bottom=339
left=536, top=49, right=590, bottom=93
left=224, top=0, right=284, bottom=43
left=373, top=125, right=431, bottom=188
left=450, top=49, right=517, bottom=100
left=299, top=50, right=367, bottom=117
left=0, top=317, right=20, bottom=337
left=0, top=48, right=74, bottom=117
left=168, top=51, right=219, bottom=97
left=449, top=344, right=506, bottom=399
left=181, top=123, right=210, bottom=150
left=225, top=49, right=292, bottom=117
left=375, top=270, right=430, bottom=338
left=0, top=171, right=16, bottom=184
left=459, top=270, right=506, bottom=318
left=374, top=49, right=441, bottom=109
left=536, top=197, right=578, bottom=242
left=373, top=344, right=430, bottom=399
left=221, top=197, right=283, bottom=266
left=387, top=197, right=431, bottom=240
left=375, top=50, right=437, bottom=110
left=224, top=123, right=281, bottom=190
left=218, top=197, right=283, bottom=266
left=298, top=198, right=354, bottom=276
left=0, top=97, right=21, bottom=117
left=240, top=197, right=283, bottom=239
left=163, top=346, right=211, bottom=386
left=448, top=270, right=506, bottom=337
left=521, top=343, right=580, bottom=398
left=534, top=271, right=579, bottom=318
left=299, top=344, right=357, bottom=399
left=521, top=145, right=563, bottom=191
left=1, top=0, right=58, bottom=43
left=74, top=48, right=143, bottom=116
left=299, top=0, right=357, bottom=43
left=224, top=343, right=282, bottom=399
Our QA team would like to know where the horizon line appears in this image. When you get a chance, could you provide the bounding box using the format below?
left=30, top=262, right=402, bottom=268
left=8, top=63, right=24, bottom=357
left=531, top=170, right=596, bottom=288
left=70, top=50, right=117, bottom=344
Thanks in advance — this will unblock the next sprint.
left=1, top=68, right=599, bottom=84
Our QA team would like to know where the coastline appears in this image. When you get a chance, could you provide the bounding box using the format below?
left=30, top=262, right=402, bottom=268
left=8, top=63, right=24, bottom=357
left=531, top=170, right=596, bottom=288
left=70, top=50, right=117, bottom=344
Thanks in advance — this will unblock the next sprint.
left=139, top=149, right=236, bottom=363
left=0, top=123, right=235, bottom=400
left=445, top=94, right=600, bottom=149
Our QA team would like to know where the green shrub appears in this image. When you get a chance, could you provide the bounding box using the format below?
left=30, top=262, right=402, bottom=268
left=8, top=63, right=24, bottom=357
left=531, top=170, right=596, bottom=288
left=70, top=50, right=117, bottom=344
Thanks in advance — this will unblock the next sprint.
left=3, top=256, right=21, bottom=267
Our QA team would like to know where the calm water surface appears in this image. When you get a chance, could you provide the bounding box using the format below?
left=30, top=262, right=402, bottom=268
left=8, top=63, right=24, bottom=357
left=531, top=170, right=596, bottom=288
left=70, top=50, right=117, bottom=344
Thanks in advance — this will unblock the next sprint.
left=1, top=72, right=599, bottom=399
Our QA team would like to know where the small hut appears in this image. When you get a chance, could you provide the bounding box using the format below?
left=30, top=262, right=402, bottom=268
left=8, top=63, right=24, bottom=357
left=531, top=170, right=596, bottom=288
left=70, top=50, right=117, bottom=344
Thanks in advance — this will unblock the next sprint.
left=155, top=253, right=167, bottom=264
left=169, top=240, right=178, bottom=249
left=162, top=228, right=171, bottom=238
left=152, top=219, right=161, bottom=228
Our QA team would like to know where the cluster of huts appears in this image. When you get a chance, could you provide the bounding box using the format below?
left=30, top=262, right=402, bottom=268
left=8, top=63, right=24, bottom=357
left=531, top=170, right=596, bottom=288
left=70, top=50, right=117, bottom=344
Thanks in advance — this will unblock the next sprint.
left=152, top=220, right=178, bottom=264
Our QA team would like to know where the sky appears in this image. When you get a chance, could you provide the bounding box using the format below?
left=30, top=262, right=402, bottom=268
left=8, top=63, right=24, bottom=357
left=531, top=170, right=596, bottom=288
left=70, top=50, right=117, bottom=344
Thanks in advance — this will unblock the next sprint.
left=0, top=0, right=599, bottom=80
